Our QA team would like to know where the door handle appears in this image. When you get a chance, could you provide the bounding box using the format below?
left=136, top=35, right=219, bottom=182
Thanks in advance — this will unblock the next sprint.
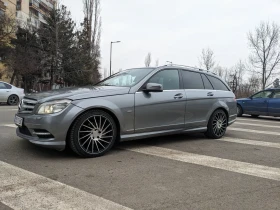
left=207, top=92, right=214, bottom=96
left=174, top=93, right=183, bottom=99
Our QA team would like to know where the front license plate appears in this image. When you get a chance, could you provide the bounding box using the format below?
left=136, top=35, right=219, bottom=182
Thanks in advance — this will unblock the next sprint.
left=14, top=115, right=23, bottom=127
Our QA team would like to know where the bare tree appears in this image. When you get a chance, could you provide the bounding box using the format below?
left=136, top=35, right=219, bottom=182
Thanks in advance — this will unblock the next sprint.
left=145, top=52, right=152, bottom=67
left=199, top=48, right=215, bottom=70
left=0, top=13, right=17, bottom=46
left=155, top=59, right=159, bottom=67
left=248, top=22, right=280, bottom=90
left=83, top=0, right=101, bottom=56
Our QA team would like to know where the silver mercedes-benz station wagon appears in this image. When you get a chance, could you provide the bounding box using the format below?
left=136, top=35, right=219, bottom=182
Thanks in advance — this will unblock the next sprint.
left=15, top=65, right=237, bottom=157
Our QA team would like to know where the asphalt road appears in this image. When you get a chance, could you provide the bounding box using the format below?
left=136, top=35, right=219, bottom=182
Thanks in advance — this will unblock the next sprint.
left=0, top=105, right=280, bottom=210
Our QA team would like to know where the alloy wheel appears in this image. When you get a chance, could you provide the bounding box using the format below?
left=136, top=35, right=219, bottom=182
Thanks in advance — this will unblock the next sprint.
left=212, top=112, right=227, bottom=137
left=78, top=114, right=114, bottom=155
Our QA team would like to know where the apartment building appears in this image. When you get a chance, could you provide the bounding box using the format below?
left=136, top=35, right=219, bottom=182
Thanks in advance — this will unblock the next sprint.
left=16, top=0, right=56, bottom=28
left=0, top=0, right=17, bottom=16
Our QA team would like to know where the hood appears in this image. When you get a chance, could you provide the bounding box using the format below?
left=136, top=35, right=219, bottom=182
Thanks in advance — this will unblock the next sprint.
left=24, top=86, right=130, bottom=103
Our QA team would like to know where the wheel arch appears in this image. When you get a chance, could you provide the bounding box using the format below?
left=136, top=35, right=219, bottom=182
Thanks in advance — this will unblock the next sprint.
left=66, top=107, right=121, bottom=147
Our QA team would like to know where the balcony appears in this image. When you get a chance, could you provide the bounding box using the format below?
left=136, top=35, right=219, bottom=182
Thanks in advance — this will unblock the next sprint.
left=40, top=0, right=54, bottom=10
left=0, top=0, right=6, bottom=11
left=29, top=0, right=39, bottom=11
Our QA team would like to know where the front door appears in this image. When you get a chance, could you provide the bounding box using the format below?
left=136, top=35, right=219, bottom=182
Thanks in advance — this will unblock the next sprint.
left=268, top=90, right=280, bottom=117
left=134, top=69, right=186, bottom=133
left=243, top=90, right=273, bottom=115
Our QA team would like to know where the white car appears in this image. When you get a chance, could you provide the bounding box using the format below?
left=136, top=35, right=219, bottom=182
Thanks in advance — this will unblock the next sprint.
left=0, top=81, right=25, bottom=105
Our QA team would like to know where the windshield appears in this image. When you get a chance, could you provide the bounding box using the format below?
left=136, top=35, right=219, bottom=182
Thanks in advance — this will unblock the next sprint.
left=97, top=68, right=155, bottom=87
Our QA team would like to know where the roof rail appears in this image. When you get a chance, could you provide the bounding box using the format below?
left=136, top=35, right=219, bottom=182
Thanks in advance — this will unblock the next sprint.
left=164, top=64, right=217, bottom=75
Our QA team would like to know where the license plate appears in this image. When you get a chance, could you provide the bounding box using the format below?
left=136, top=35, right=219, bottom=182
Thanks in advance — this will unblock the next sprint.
left=14, top=115, right=23, bottom=127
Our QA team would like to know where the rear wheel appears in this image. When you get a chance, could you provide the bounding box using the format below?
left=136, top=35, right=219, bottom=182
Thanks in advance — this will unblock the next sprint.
left=237, top=105, right=243, bottom=117
left=69, top=110, right=117, bottom=158
left=205, top=109, right=228, bottom=139
left=7, top=95, right=19, bottom=105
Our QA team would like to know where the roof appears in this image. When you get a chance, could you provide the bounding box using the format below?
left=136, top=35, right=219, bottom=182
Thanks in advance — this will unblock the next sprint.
left=157, top=64, right=218, bottom=77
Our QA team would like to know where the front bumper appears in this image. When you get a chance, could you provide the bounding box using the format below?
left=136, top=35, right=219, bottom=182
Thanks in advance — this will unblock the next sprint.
left=16, top=104, right=84, bottom=151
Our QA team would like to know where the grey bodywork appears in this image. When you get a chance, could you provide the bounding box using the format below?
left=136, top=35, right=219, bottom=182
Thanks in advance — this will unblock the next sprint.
left=16, top=66, right=237, bottom=151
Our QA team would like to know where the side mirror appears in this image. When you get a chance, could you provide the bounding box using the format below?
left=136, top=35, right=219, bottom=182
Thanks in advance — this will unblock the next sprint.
left=143, top=83, right=163, bottom=92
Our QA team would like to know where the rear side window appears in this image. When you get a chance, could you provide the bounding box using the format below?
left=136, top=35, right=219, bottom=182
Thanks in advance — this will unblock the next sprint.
left=201, top=74, right=213, bottom=89
left=206, top=75, right=229, bottom=91
left=4, top=83, right=12, bottom=89
left=182, top=71, right=204, bottom=89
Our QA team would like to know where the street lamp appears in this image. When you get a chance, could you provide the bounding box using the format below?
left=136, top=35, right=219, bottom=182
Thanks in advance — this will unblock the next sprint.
left=110, top=41, right=121, bottom=76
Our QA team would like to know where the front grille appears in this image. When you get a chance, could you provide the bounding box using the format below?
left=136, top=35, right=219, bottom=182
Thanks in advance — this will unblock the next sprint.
left=19, top=98, right=37, bottom=114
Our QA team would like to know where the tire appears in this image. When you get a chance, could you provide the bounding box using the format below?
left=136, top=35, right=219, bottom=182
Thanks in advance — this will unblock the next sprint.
left=251, top=115, right=259, bottom=118
left=7, top=95, right=19, bottom=105
left=205, top=109, right=228, bottom=139
left=237, top=105, right=243, bottom=117
left=69, top=110, right=118, bottom=158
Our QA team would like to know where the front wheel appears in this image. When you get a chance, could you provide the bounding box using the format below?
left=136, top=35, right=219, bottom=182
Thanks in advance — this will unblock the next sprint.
left=205, top=109, right=228, bottom=139
left=69, top=110, right=118, bottom=158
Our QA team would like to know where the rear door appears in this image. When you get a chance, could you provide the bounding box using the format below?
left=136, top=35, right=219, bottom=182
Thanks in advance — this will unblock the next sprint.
left=182, top=71, right=214, bottom=129
left=243, top=90, right=273, bottom=115
left=268, top=90, right=280, bottom=117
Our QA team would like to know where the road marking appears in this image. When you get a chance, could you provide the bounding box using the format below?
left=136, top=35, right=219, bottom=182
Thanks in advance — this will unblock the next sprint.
left=0, top=109, right=18, bottom=111
left=237, top=118, right=280, bottom=124
left=0, top=161, right=132, bottom=210
left=227, top=127, right=280, bottom=136
left=218, top=137, right=280, bottom=149
left=234, top=122, right=280, bottom=128
left=1, top=124, right=17, bottom=128
left=123, top=145, right=280, bottom=181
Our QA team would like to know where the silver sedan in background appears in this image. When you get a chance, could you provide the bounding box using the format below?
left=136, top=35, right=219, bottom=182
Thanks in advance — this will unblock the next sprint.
left=0, top=81, right=25, bottom=105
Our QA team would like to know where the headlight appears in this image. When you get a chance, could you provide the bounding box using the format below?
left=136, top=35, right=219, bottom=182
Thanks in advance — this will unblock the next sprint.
left=37, top=99, right=71, bottom=115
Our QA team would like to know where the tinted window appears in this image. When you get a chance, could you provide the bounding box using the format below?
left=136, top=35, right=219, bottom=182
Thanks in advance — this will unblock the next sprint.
left=201, top=74, right=213, bottom=89
left=148, top=70, right=180, bottom=90
left=0, top=83, right=7, bottom=89
left=182, top=71, right=204, bottom=89
left=273, top=90, right=280, bottom=99
left=252, top=90, right=273, bottom=99
left=207, top=75, right=229, bottom=91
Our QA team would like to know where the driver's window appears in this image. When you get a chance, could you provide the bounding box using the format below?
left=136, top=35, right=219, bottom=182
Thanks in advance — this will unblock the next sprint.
left=147, top=70, right=180, bottom=90
left=252, top=90, right=273, bottom=99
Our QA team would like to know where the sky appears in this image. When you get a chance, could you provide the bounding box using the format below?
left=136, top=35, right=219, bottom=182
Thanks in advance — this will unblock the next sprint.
left=61, top=0, right=280, bottom=76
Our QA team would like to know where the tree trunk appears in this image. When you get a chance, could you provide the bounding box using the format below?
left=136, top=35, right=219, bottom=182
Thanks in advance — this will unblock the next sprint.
left=10, top=72, right=16, bottom=84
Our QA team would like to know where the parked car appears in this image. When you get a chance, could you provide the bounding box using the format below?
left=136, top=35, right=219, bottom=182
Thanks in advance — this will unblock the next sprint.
left=237, top=88, right=280, bottom=117
left=15, top=66, right=237, bottom=157
left=0, top=81, right=25, bottom=105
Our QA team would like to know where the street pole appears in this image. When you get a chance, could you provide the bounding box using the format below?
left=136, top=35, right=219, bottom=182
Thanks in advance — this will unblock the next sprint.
left=110, top=42, right=112, bottom=76
left=109, top=41, right=121, bottom=76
